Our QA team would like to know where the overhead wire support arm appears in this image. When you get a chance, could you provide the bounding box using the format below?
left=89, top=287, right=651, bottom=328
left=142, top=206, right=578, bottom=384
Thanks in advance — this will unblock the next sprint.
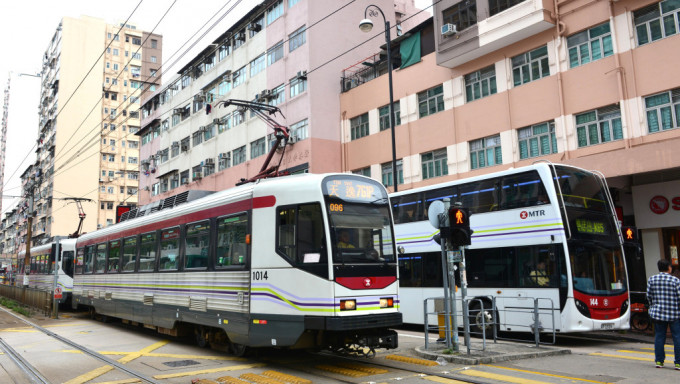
left=61, top=197, right=93, bottom=238
left=216, top=99, right=290, bottom=186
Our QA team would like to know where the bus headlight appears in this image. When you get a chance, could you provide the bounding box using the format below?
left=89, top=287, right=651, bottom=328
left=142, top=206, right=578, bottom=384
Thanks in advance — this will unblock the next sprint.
left=340, top=299, right=356, bottom=311
left=380, top=297, right=394, bottom=308
left=620, top=299, right=629, bottom=317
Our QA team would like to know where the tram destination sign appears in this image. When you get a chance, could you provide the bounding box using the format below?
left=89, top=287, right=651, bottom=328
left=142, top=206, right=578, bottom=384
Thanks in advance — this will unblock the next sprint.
left=324, top=178, right=384, bottom=202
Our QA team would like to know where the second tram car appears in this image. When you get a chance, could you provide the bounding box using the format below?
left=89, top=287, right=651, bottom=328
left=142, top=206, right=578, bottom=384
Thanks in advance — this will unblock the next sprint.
left=71, top=173, right=400, bottom=353
left=17, top=238, right=76, bottom=305
left=391, top=163, right=629, bottom=333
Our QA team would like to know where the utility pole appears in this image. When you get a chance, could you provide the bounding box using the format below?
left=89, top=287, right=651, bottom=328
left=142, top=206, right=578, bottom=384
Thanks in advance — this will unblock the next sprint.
left=22, top=177, right=38, bottom=286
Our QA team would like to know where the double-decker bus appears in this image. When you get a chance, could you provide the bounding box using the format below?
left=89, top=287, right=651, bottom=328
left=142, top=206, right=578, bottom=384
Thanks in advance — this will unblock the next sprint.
left=391, top=163, right=629, bottom=333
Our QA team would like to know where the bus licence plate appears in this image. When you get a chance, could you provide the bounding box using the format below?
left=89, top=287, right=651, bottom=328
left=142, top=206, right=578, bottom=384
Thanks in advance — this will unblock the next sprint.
left=601, top=323, right=614, bottom=329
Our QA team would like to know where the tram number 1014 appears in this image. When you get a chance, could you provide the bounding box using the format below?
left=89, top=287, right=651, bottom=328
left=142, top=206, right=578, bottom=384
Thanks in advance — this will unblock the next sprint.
left=252, top=271, right=269, bottom=280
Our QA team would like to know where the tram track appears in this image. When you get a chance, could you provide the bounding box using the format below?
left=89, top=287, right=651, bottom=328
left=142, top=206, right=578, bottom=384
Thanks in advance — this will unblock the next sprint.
left=0, top=306, right=162, bottom=384
left=0, top=335, right=50, bottom=384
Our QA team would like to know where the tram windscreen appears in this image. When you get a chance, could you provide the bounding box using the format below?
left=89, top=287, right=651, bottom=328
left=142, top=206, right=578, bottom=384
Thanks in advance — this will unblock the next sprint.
left=322, top=176, right=395, bottom=264
left=554, top=166, right=628, bottom=296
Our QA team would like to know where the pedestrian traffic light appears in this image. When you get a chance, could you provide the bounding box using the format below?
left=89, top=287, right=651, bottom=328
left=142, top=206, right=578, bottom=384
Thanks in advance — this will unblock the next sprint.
left=448, top=207, right=472, bottom=246
left=621, top=226, right=638, bottom=243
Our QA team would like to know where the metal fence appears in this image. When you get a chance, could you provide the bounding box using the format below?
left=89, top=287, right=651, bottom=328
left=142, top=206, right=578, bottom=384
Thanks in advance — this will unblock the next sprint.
left=0, top=284, right=53, bottom=316
left=423, top=295, right=557, bottom=353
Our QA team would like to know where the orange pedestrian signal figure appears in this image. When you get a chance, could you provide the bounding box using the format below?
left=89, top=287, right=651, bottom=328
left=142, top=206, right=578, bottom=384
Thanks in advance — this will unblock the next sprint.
left=625, top=228, right=633, bottom=240
left=455, top=209, right=464, bottom=224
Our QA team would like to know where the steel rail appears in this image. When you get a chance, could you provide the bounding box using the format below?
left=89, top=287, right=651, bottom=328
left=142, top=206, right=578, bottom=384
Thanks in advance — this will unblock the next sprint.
left=0, top=336, right=50, bottom=384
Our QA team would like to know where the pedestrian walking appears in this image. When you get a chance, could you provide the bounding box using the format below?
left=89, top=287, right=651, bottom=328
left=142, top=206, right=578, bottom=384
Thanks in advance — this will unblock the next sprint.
left=647, top=258, right=680, bottom=369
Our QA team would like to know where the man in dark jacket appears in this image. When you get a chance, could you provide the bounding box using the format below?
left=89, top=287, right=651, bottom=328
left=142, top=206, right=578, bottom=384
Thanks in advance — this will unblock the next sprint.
left=647, top=258, right=680, bottom=369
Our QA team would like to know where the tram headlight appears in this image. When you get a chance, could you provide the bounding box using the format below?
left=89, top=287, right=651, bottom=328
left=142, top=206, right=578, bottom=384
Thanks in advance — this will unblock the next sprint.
left=575, top=299, right=591, bottom=318
left=340, top=299, right=356, bottom=311
left=620, top=299, right=629, bottom=317
left=379, top=297, right=394, bottom=308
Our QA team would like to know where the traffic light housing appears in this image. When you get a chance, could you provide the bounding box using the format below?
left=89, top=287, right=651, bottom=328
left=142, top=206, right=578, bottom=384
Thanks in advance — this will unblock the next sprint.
left=448, top=207, right=472, bottom=246
left=621, top=226, right=638, bottom=243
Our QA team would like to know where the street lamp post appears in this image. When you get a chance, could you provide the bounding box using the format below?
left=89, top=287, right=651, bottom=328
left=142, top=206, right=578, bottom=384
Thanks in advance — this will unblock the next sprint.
left=359, top=5, right=398, bottom=192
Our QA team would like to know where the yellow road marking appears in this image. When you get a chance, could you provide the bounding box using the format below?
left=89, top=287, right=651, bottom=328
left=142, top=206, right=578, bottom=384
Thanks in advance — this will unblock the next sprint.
left=64, top=340, right=169, bottom=384
left=485, top=364, right=611, bottom=384
left=640, top=346, right=674, bottom=351
left=153, top=363, right=265, bottom=379
left=262, top=370, right=313, bottom=384
left=615, top=350, right=654, bottom=355
left=423, top=376, right=472, bottom=383
left=460, top=369, right=560, bottom=384
left=590, top=352, right=674, bottom=364
left=384, top=354, right=438, bottom=366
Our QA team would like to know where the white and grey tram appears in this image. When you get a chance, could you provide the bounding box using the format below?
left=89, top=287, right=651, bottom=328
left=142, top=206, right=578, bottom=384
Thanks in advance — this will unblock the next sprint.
left=71, top=173, right=400, bottom=354
left=17, top=238, right=77, bottom=305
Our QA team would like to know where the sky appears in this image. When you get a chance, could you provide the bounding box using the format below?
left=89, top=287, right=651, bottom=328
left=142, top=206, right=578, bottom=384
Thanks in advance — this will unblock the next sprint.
left=0, top=0, right=432, bottom=216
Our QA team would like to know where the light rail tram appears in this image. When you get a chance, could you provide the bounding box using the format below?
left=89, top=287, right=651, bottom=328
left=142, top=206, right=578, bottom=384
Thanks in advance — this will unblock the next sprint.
left=70, top=173, right=400, bottom=354
left=16, top=238, right=77, bottom=305
left=390, top=162, right=629, bottom=333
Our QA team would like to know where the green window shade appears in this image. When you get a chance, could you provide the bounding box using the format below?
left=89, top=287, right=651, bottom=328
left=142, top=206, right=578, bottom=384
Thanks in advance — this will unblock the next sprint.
left=540, top=135, right=550, bottom=154
left=551, top=133, right=558, bottom=152
left=646, top=93, right=670, bottom=107
left=490, top=77, right=497, bottom=94
left=580, top=44, right=590, bottom=64
left=494, top=147, right=502, bottom=164
left=519, top=141, right=528, bottom=159
left=661, top=106, right=673, bottom=129
left=541, top=57, right=550, bottom=77
left=569, top=48, right=579, bottom=67
left=529, top=137, right=539, bottom=157
left=577, top=127, right=588, bottom=146
left=591, top=40, right=602, bottom=60
left=471, top=153, right=478, bottom=169
left=603, top=35, right=613, bottom=56
left=647, top=110, right=660, bottom=132
left=600, top=121, right=611, bottom=142
left=612, top=118, right=623, bottom=140
left=479, top=151, right=486, bottom=167
left=588, top=123, right=599, bottom=144
left=400, top=31, right=421, bottom=69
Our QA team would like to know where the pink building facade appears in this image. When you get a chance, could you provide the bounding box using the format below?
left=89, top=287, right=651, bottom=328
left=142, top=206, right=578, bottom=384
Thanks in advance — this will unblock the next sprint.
left=341, top=0, right=680, bottom=286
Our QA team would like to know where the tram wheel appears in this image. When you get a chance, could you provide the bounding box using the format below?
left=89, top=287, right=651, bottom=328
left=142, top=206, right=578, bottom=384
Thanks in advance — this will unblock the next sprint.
left=195, top=327, right=209, bottom=348
left=230, top=342, right=248, bottom=357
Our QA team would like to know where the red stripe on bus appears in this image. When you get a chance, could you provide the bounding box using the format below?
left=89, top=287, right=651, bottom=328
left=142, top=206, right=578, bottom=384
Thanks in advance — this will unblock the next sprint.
left=335, top=276, right=397, bottom=290
left=77, top=195, right=275, bottom=246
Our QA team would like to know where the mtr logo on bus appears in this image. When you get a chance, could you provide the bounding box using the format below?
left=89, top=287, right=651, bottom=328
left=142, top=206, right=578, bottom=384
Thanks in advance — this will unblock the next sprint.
left=519, top=210, right=546, bottom=219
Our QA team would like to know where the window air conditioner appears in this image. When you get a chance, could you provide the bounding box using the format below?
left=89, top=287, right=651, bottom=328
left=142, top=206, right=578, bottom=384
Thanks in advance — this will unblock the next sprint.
left=205, top=158, right=215, bottom=165
left=181, top=144, right=189, bottom=151
left=171, top=141, right=179, bottom=148
left=213, top=118, right=222, bottom=125
left=296, top=70, right=307, bottom=80
left=218, top=152, right=231, bottom=160
left=441, top=23, right=457, bottom=37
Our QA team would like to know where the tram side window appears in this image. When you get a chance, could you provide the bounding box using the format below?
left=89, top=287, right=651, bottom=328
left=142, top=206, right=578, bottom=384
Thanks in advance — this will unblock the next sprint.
left=185, top=221, right=210, bottom=270
left=75, top=248, right=85, bottom=274
left=392, top=193, right=423, bottom=224
left=424, top=187, right=456, bottom=221
left=216, top=213, right=248, bottom=267
left=160, top=227, right=180, bottom=270
left=62, top=251, right=75, bottom=277
left=500, top=171, right=547, bottom=209
left=139, top=232, right=157, bottom=272
left=276, top=204, right=327, bottom=265
left=82, top=246, right=94, bottom=274
left=95, top=244, right=107, bottom=273
left=460, top=179, right=498, bottom=213
left=48, top=247, right=56, bottom=274
left=107, top=240, right=121, bottom=273
left=122, top=236, right=137, bottom=272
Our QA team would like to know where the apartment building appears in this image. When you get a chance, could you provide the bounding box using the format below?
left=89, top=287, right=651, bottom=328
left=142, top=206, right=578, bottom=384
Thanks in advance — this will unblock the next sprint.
left=138, top=0, right=426, bottom=204
left=15, top=16, right=162, bottom=246
left=340, top=0, right=680, bottom=284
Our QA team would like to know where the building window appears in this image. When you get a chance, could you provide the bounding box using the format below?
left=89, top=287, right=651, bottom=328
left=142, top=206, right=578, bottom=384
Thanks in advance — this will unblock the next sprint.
left=490, top=0, right=526, bottom=16
left=267, top=0, right=283, bottom=25
left=219, top=43, right=231, bottom=61
left=181, top=170, right=190, bottom=185
left=350, top=113, right=369, bottom=140
left=512, top=45, right=549, bottom=87
left=465, top=65, right=497, bottom=102
left=575, top=105, right=623, bottom=147
left=518, top=121, right=558, bottom=159
left=250, top=137, right=266, bottom=159
left=353, top=167, right=371, bottom=177
left=267, top=41, right=284, bottom=65
left=289, top=26, right=306, bottom=52
left=233, top=146, right=246, bottom=166
left=567, top=22, right=613, bottom=68
left=151, top=56, right=157, bottom=63
left=132, top=37, right=141, bottom=45
left=290, top=118, right=308, bottom=140
left=233, top=110, right=244, bottom=126
left=421, top=149, right=448, bottom=179
left=151, top=39, right=157, bottom=48
left=379, top=102, right=401, bottom=130
left=269, top=84, right=285, bottom=106
left=418, top=85, right=444, bottom=118
left=290, top=76, right=307, bottom=98
left=634, top=1, right=680, bottom=46
left=192, top=131, right=203, bottom=146
left=470, top=135, right=502, bottom=169
left=442, top=1, right=477, bottom=32
left=233, top=66, right=247, bottom=87
left=113, top=48, right=119, bottom=56
left=250, top=54, right=266, bottom=77
left=382, top=160, right=404, bottom=187
left=645, top=88, right=680, bottom=132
